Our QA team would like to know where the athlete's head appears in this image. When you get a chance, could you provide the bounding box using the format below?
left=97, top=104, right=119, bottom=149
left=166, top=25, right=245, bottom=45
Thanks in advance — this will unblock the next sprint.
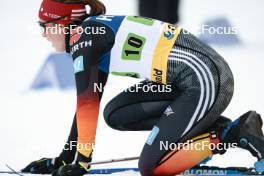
left=38, top=0, right=105, bottom=52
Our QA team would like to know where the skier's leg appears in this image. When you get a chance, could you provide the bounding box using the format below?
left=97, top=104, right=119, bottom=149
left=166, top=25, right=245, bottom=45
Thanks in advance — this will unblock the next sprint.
left=104, top=80, right=179, bottom=131
left=104, top=79, right=232, bottom=132
left=104, top=81, right=233, bottom=175
left=137, top=87, right=225, bottom=176
left=138, top=45, right=234, bottom=175
left=104, top=83, right=217, bottom=175
left=104, top=45, right=235, bottom=175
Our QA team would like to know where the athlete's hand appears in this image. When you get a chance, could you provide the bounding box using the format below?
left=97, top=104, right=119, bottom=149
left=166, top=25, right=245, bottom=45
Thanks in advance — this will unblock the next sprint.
left=52, top=162, right=90, bottom=176
left=21, top=157, right=65, bottom=174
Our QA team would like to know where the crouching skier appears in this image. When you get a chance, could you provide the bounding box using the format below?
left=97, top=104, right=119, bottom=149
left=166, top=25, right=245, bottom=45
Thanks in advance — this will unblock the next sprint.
left=22, top=0, right=264, bottom=175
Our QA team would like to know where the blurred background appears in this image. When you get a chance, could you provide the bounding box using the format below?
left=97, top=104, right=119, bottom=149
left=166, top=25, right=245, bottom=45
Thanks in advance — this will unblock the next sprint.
left=1, top=0, right=264, bottom=173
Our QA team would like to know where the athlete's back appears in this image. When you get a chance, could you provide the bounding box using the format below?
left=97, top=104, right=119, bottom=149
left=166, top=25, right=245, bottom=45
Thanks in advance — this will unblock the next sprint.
left=72, top=15, right=232, bottom=87
left=71, top=15, right=181, bottom=84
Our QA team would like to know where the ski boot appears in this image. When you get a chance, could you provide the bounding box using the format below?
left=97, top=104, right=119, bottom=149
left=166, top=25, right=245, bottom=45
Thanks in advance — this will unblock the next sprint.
left=221, top=111, right=264, bottom=173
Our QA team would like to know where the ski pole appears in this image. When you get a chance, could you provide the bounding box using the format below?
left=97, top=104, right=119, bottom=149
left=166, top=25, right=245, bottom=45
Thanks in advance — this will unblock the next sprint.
left=87, top=156, right=140, bottom=165
left=5, top=157, right=140, bottom=176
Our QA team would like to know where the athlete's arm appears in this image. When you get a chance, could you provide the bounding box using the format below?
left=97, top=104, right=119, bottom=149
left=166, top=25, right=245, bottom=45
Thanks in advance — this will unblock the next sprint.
left=69, top=20, right=114, bottom=162
left=72, top=47, right=100, bottom=162
left=59, top=115, right=77, bottom=163
left=58, top=69, right=108, bottom=162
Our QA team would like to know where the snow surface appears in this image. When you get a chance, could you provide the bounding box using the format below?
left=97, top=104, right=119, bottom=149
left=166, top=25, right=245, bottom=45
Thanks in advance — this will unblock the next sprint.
left=1, top=0, right=264, bottom=175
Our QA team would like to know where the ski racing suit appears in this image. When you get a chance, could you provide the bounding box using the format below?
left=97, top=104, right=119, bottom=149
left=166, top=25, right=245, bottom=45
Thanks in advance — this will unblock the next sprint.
left=61, top=15, right=234, bottom=175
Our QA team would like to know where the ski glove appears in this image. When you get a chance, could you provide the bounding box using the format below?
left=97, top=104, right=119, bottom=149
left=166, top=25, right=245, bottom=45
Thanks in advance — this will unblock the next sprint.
left=52, top=162, right=90, bottom=176
left=21, top=157, right=65, bottom=174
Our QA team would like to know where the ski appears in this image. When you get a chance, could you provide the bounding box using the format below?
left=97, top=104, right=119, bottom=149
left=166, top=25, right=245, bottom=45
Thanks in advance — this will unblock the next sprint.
left=88, top=168, right=139, bottom=174
left=2, top=165, right=263, bottom=175
left=0, top=168, right=138, bottom=175
left=0, top=171, right=22, bottom=174
left=5, top=164, right=24, bottom=176
left=184, top=165, right=263, bottom=175
left=87, top=156, right=139, bottom=165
